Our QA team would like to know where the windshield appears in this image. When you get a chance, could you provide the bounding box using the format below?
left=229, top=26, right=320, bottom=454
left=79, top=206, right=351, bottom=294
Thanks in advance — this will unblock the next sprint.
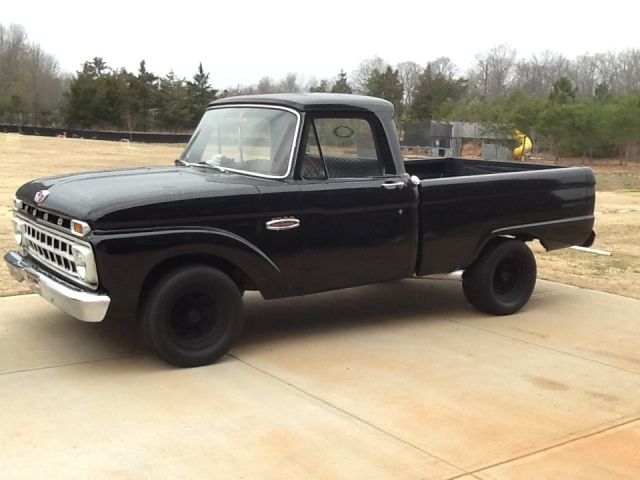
left=180, top=106, right=299, bottom=177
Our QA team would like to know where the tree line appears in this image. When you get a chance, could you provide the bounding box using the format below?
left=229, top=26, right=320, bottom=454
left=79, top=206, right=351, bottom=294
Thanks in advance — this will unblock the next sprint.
left=2, top=22, right=640, bottom=158
left=62, top=57, right=217, bottom=132
left=0, top=24, right=66, bottom=126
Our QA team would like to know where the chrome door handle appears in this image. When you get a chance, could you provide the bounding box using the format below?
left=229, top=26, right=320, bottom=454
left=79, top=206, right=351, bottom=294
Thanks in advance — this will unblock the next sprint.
left=381, top=181, right=405, bottom=189
left=266, top=218, right=300, bottom=231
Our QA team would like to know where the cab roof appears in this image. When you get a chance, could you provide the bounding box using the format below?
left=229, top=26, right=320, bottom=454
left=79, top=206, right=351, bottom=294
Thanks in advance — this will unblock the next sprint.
left=210, top=93, right=394, bottom=115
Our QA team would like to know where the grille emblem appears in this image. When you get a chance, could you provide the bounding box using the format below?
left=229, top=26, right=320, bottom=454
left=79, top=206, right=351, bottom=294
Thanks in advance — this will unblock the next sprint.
left=34, top=190, right=50, bottom=203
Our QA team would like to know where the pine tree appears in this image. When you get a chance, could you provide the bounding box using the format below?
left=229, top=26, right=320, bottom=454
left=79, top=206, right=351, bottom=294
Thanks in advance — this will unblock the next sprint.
left=130, top=60, right=158, bottom=131
left=331, top=70, right=352, bottom=93
left=549, top=77, right=577, bottom=104
left=187, top=63, right=218, bottom=125
left=411, top=65, right=467, bottom=121
left=310, top=79, right=329, bottom=92
left=64, top=58, right=122, bottom=128
left=157, top=71, right=191, bottom=131
left=365, top=66, right=403, bottom=117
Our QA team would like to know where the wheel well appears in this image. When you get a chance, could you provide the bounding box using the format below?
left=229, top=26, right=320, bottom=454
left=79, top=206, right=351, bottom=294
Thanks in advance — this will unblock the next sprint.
left=469, top=234, right=534, bottom=270
left=484, top=234, right=533, bottom=251
left=137, top=254, right=255, bottom=317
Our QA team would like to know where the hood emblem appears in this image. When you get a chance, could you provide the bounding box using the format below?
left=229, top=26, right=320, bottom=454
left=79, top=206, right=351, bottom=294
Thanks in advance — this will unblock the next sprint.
left=34, top=190, right=50, bottom=203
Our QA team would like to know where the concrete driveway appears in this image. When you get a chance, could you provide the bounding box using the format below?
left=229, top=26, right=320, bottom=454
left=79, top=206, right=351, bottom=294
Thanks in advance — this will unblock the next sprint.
left=1, top=277, right=639, bottom=479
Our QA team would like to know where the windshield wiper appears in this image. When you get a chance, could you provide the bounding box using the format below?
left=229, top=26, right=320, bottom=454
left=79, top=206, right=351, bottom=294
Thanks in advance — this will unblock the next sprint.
left=175, top=158, right=229, bottom=173
left=175, top=158, right=259, bottom=177
left=200, top=163, right=229, bottom=173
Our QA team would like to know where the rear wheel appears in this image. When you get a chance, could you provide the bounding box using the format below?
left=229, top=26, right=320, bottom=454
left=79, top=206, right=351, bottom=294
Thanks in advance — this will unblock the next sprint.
left=142, top=265, right=243, bottom=367
left=463, top=239, right=537, bottom=315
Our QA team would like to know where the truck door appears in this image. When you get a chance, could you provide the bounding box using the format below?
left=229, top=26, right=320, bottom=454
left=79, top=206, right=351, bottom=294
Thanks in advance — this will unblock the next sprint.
left=296, top=114, right=419, bottom=294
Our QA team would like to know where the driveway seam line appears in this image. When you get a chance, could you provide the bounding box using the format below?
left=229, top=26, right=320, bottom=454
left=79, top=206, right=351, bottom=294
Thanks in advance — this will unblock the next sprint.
left=0, top=353, right=143, bottom=377
left=446, top=320, right=640, bottom=375
left=228, top=353, right=467, bottom=476
left=443, top=416, right=640, bottom=480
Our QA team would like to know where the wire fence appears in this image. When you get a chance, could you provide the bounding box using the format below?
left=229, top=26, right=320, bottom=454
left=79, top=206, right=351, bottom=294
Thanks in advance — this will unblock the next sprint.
left=0, top=124, right=192, bottom=144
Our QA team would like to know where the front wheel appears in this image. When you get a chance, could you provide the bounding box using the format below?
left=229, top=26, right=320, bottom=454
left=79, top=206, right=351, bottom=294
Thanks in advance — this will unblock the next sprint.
left=463, top=239, right=537, bottom=315
left=142, top=265, right=243, bottom=367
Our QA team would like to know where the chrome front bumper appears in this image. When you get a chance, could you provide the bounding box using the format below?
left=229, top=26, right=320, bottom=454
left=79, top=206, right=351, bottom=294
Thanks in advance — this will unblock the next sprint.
left=4, top=251, right=110, bottom=322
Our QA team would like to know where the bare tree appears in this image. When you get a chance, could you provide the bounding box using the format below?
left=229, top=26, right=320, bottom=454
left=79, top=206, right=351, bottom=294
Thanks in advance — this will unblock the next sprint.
left=307, top=77, right=332, bottom=92
left=594, top=52, right=620, bottom=93
left=428, top=57, right=457, bottom=79
left=26, top=44, right=64, bottom=123
left=0, top=24, right=29, bottom=99
left=617, top=49, right=640, bottom=93
left=567, top=54, right=598, bottom=96
left=473, top=44, right=517, bottom=100
left=256, top=76, right=275, bottom=94
left=514, top=51, right=570, bottom=97
left=352, top=55, right=387, bottom=93
left=224, top=84, right=257, bottom=96
left=278, top=73, right=300, bottom=93
left=397, top=61, right=421, bottom=105
left=0, top=23, right=64, bottom=125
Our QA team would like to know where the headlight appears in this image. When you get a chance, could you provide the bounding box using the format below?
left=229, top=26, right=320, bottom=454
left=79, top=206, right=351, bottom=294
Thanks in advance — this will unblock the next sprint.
left=71, top=219, right=91, bottom=237
left=71, top=245, right=98, bottom=283
left=11, top=218, right=25, bottom=246
left=13, top=197, right=23, bottom=212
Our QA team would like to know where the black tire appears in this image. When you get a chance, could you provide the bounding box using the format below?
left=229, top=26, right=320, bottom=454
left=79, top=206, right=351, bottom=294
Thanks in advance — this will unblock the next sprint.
left=142, top=265, right=243, bottom=367
left=463, top=239, right=537, bottom=316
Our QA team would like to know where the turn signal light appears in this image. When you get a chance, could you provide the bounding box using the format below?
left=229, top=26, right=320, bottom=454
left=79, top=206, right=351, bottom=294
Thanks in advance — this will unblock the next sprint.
left=70, top=219, right=91, bottom=237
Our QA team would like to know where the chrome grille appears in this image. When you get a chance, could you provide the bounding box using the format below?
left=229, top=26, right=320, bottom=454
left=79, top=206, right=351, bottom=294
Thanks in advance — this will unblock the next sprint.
left=24, top=223, right=76, bottom=274
left=19, top=216, right=96, bottom=289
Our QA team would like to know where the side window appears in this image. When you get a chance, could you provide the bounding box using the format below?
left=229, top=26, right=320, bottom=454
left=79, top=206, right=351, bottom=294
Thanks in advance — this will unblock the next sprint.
left=301, top=117, right=384, bottom=179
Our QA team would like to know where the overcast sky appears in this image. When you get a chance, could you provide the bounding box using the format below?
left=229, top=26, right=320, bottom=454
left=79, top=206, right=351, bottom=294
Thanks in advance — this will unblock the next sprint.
left=3, top=0, right=639, bottom=87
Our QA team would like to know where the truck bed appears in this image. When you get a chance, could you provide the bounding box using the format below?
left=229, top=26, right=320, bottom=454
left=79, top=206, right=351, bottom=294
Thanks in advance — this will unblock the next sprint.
left=404, top=157, right=559, bottom=179
left=405, top=158, right=596, bottom=276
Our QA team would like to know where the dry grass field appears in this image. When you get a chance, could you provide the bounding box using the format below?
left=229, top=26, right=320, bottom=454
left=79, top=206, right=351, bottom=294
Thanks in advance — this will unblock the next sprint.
left=532, top=164, right=640, bottom=299
left=0, top=134, right=183, bottom=296
left=1, top=133, right=639, bottom=299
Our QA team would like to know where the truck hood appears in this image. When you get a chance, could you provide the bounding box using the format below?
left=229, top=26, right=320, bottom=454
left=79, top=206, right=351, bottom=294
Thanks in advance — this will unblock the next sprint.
left=15, top=166, right=264, bottom=230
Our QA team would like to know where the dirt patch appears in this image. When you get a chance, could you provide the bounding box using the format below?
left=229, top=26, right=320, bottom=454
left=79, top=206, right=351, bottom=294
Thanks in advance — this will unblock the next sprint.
left=1, top=133, right=639, bottom=299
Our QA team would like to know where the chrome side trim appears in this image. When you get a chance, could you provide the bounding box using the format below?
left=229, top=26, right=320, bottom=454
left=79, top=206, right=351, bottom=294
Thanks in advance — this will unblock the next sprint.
left=4, top=251, right=110, bottom=322
left=491, top=215, right=595, bottom=235
left=266, top=218, right=301, bottom=231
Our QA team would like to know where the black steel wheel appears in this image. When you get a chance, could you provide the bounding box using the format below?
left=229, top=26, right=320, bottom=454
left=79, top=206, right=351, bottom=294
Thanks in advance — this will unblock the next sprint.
left=462, top=239, right=537, bottom=315
left=142, top=265, right=243, bottom=367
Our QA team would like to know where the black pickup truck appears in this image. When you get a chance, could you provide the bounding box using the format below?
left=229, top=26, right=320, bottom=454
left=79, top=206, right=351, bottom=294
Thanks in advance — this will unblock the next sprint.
left=5, top=94, right=596, bottom=367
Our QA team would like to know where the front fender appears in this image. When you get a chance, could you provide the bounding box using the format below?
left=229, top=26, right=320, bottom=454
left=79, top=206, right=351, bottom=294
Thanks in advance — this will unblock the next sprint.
left=92, top=227, right=293, bottom=317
